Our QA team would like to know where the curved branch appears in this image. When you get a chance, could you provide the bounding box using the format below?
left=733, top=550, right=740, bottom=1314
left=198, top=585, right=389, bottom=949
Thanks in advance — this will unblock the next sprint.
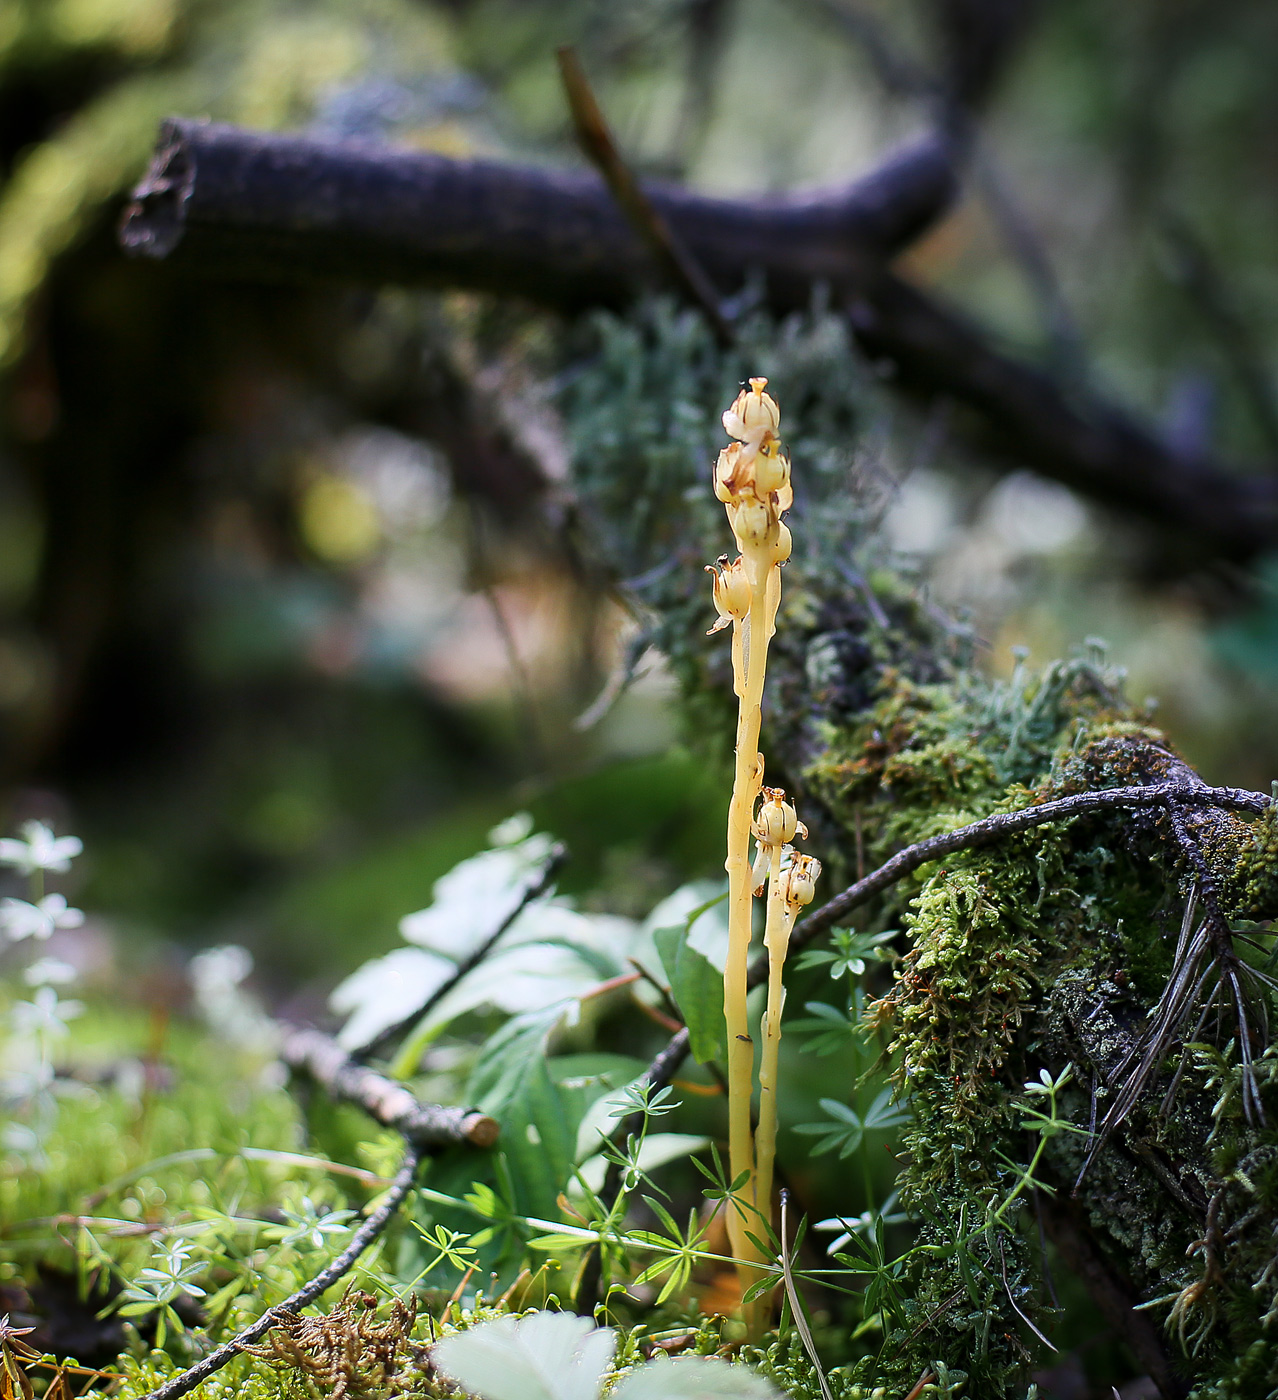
left=118, top=119, right=956, bottom=313
left=133, top=1143, right=422, bottom=1400
left=117, top=120, right=1278, bottom=560
left=782, top=778, right=1269, bottom=959
left=279, top=1027, right=499, bottom=1149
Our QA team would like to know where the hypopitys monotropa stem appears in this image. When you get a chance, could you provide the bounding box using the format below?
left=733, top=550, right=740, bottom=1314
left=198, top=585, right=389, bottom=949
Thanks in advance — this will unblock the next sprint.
left=706, top=380, right=817, bottom=1327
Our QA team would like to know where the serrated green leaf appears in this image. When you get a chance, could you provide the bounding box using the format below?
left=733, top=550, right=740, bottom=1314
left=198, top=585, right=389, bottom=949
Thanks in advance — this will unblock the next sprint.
left=654, top=924, right=725, bottom=1066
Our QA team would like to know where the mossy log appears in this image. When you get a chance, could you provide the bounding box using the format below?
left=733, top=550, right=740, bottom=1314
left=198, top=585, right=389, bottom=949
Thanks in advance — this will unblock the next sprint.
left=564, top=303, right=1278, bottom=1399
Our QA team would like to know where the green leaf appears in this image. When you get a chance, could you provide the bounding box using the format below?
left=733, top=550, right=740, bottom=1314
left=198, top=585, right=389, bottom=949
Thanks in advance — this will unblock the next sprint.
left=612, top=1355, right=782, bottom=1400
left=433, top=1312, right=616, bottom=1400
left=527, top=1230, right=595, bottom=1253
left=467, top=1004, right=581, bottom=1223
left=654, top=924, right=725, bottom=1065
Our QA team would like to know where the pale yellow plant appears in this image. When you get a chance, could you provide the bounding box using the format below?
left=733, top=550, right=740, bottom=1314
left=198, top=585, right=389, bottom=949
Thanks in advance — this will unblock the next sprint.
left=706, top=378, right=819, bottom=1319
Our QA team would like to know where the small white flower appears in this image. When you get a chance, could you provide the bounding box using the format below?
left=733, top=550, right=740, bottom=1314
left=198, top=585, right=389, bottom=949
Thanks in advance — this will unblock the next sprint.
left=24, top=957, right=78, bottom=987
left=0, top=821, right=83, bottom=875
left=11, top=986, right=83, bottom=1039
left=0, top=900, right=50, bottom=942
left=0, top=893, right=85, bottom=942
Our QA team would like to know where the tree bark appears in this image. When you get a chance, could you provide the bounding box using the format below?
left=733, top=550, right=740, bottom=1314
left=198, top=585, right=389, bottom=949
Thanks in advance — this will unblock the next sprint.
left=119, top=119, right=956, bottom=313
left=118, top=119, right=1278, bottom=562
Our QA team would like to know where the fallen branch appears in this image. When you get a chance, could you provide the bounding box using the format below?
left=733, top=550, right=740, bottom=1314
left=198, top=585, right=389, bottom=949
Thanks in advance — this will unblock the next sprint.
left=280, top=1027, right=499, bottom=1149
left=131, top=1029, right=499, bottom=1400
left=117, top=121, right=1278, bottom=559
left=133, top=1143, right=422, bottom=1400
left=119, top=119, right=954, bottom=313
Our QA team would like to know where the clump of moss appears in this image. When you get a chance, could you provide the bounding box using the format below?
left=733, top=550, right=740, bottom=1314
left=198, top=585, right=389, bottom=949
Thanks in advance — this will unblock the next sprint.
left=564, top=304, right=1278, bottom=1398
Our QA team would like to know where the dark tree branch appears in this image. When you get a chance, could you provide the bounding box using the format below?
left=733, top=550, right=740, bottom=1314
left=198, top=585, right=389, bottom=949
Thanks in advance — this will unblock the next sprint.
left=118, top=119, right=1278, bottom=560
left=133, top=1143, right=423, bottom=1400
left=1162, top=215, right=1278, bottom=457
left=783, top=778, right=1268, bottom=958
left=280, top=1027, right=499, bottom=1149
left=843, top=268, right=1278, bottom=557
left=119, top=119, right=955, bottom=313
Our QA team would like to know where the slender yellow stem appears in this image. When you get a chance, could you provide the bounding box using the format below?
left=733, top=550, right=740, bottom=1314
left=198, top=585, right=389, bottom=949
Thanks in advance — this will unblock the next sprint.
left=724, top=550, right=784, bottom=1293
left=711, top=377, right=795, bottom=1332
left=754, top=842, right=788, bottom=1229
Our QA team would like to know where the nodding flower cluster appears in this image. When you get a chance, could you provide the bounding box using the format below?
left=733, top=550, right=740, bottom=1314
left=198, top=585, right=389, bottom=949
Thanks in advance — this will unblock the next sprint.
left=714, top=378, right=793, bottom=560
left=706, top=379, right=819, bottom=1322
left=705, top=378, right=793, bottom=649
left=750, top=787, right=817, bottom=895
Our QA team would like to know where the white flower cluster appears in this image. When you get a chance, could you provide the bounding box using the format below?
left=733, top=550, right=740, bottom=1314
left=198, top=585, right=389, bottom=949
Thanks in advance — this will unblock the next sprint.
left=1, top=819, right=87, bottom=1162
left=0, top=821, right=85, bottom=943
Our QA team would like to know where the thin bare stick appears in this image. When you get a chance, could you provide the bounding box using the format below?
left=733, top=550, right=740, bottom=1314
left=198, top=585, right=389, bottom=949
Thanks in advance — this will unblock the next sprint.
left=280, top=1028, right=499, bottom=1150
left=556, top=46, right=733, bottom=345
left=132, top=1144, right=422, bottom=1400
left=778, top=1192, right=834, bottom=1400
left=786, top=780, right=1268, bottom=961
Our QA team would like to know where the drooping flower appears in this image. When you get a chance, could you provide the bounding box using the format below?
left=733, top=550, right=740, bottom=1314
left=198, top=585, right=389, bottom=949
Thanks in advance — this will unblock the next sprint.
left=705, top=555, right=751, bottom=634
left=779, top=853, right=822, bottom=910
left=752, top=787, right=802, bottom=847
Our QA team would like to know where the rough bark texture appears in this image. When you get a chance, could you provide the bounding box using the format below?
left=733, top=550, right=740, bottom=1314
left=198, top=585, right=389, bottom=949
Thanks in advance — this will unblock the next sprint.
left=119, top=119, right=956, bottom=312
left=280, top=1027, right=499, bottom=1149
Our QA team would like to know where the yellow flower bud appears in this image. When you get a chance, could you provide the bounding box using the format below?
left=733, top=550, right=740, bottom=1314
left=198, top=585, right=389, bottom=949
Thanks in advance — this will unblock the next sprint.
left=723, top=377, right=781, bottom=442
left=770, top=520, right=792, bottom=566
left=713, top=445, right=741, bottom=503
left=753, top=787, right=797, bottom=846
left=705, top=555, right=751, bottom=634
left=780, top=853, right=821, bottom=909
left=752, top=438, right=789, bottom=497
left=731, top=496, right=774, bottom=548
